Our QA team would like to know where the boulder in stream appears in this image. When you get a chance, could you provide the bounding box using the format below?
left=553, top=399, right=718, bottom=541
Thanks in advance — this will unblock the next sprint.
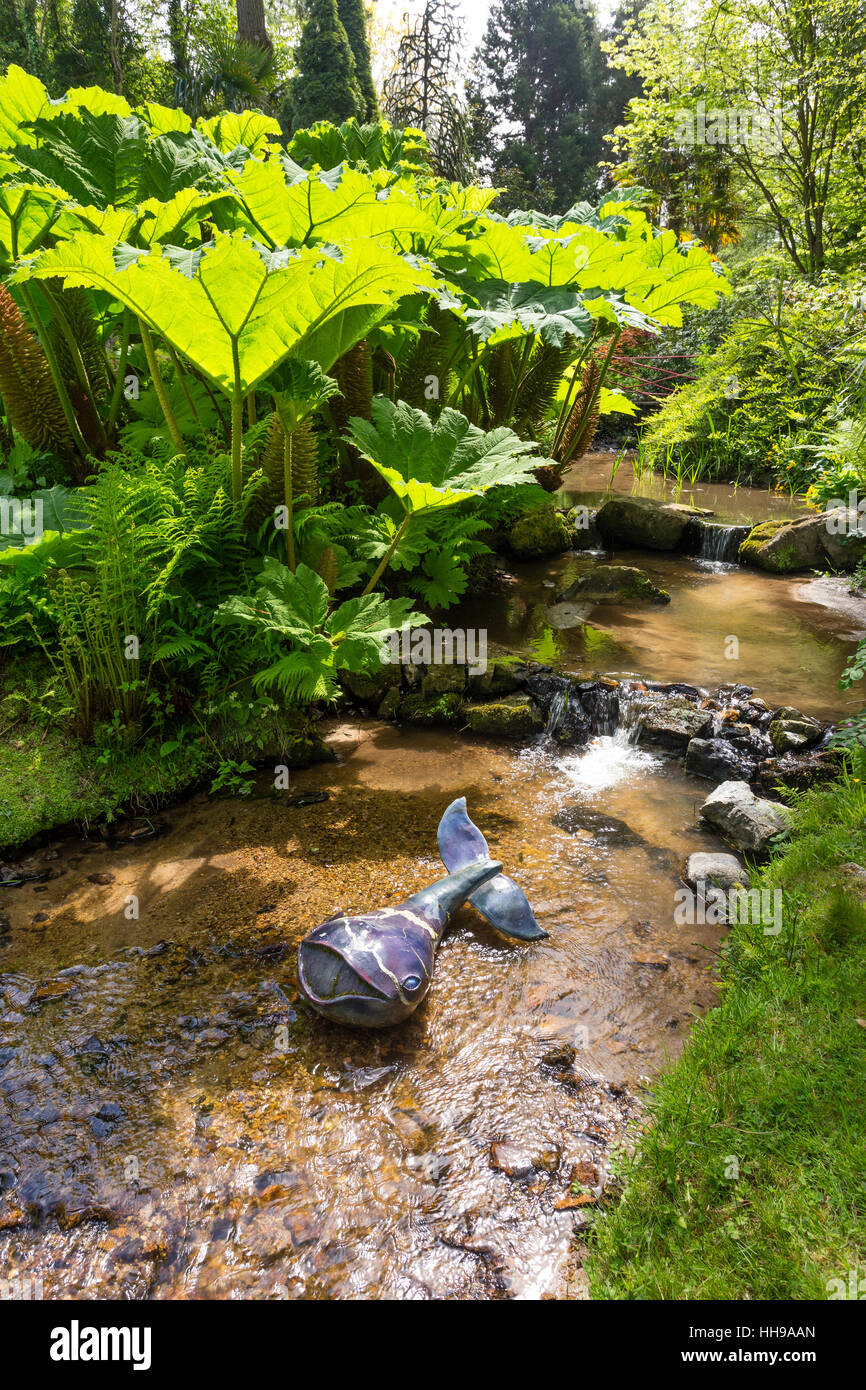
left=685, top=851, right=751, bottom=892
left=699, top=780, right=792, bottom=854
left=757, top=753, right=841, bottom=794
left=507, top=504, right=571, bottom=560
left=556, top=564, right=671, bottom=605
left=467, top=660, right=527, bottom=699
left=595, top=494, right=710, bottom=551
left=768, top=708, right=823, bottom=753
left=463, top=693, right=544, bottom=739
left=685, top=736, right=756, bottom=783
left=339, top=663, right=404, bottom=706
left=738, top=516, right=826, bottom=572
left=399, top=691, right=463, bottom=726
left=633, top=694, right=712, bottom=751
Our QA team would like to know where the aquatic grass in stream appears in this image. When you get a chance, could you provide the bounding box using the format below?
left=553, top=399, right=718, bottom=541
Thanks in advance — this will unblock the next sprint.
left=587, top=758, right=866, bottom=1299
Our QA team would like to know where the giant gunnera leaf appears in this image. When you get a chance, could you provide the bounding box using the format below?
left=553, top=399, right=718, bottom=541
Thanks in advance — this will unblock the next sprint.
left=20, top=230, right=439, bottom=395
left=347, top=397, right=547, bottom=513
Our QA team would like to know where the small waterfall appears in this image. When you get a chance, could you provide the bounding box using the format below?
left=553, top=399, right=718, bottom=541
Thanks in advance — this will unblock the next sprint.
left=546, top=689, right=568, bottom=736
left=698, top=522, right=749, bottom=564
left=557, top=681, right=656, bottom=792
left=612, top=681, right=645, bottom=745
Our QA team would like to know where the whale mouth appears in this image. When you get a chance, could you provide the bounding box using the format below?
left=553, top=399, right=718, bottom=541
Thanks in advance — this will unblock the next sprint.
left=297, top=941, right=385, bottom=1005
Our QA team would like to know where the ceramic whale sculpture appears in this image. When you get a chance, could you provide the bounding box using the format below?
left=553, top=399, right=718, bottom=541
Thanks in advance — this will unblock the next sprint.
left=297, top=801, right=544, bottom=1028
left=297, top=859, right=503, bottom=1027
left=437, top=797, right=547, bottom=942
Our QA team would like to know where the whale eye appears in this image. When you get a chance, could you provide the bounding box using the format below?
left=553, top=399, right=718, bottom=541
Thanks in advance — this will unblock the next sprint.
left=402, top=974, right=423, bottom=993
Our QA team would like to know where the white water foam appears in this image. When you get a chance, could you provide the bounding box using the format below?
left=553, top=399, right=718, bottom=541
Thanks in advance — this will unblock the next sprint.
left=557, top=734, right=661, bottom=793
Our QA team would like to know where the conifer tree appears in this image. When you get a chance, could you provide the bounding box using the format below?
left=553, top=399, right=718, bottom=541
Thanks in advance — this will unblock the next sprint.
left=337, top=0, right=379, bottom=122
left=289, top=0, right=365, bottom=132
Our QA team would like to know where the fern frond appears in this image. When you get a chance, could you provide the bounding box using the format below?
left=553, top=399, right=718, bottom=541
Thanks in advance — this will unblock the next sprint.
left=252, top=651, right=339, bottom=704
left=514, top=341, right=574, bottom=434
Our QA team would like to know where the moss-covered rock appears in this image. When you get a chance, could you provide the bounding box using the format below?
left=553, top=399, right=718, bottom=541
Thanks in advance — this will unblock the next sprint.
left=463, top=693, right=543, bottom=739
left=467, top=660, right=527, bottom=699
left=398, top=691, right=463, bottom=726
left=595, top=495, right=708, bottom=551
left=376, top=687, right=402, bottom=720
left=507, top=504, right=571, bottom=560
left=757, top=752, right=841, bottom=794
left=738, top=517, right=825, bottom=572
left=421, top=664, right=467, bottom=697
left=338, top=663, right=403, bottom=706
left=768, top=711, right=823, bottom=753
left=819, top=510, right=866, bottom=570
left=556, top=564, right=670, bottom=605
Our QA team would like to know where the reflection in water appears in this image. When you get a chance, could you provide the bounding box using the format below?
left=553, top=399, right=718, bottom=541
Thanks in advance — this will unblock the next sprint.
left=558, top=453, right=809, bottom=526
left=453, top=473, right=866, bottom=719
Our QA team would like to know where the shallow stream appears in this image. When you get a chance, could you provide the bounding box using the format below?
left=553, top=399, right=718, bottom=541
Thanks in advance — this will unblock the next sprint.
left=1, top=459, right=863, bottom=1299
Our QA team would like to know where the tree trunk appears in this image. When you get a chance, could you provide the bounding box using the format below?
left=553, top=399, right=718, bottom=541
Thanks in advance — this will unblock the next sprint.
left=236, top=0, right=272, bottom=52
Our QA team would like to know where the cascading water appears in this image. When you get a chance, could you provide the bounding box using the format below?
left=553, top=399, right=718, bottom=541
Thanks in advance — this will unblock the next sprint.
left=546, top=689, right=568, bottom=736
left=557, top=681, right=657, bottom=792
left=698, top=522, right=750, bottom=564
left=611, top=681, right=645, bottom=745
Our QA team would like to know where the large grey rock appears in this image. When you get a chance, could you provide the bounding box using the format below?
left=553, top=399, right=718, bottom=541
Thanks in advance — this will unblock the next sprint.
left=633, top=695, right=712, bottom=751
left=699, top=780, right=792, bottom=854
left=595, top=494, right=709, bottom=551
left=685, top=852, right=751, bottom=892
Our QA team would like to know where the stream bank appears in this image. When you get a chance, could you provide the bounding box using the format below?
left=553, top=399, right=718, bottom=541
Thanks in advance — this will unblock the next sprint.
left=587, top=761, right=866, bottom=1300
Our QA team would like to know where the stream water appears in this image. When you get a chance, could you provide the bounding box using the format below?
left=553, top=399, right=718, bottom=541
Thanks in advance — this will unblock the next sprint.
left=1, top=459, right=864, bottom=1300
left=453, top=454, right=865, bottom=719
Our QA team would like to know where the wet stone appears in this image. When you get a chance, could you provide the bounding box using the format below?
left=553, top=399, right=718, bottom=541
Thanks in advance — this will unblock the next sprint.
left=489, top=1142, right=536, bottom=1179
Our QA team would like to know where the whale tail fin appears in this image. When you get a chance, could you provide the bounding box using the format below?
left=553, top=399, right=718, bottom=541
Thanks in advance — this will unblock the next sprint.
left=407, top=858, right=503, bottom=932
left=437, top=797, right=547, bottom=941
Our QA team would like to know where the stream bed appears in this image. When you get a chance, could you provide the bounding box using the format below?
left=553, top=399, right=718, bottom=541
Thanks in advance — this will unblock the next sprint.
left=1, top=463, right=864, bottom=1300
